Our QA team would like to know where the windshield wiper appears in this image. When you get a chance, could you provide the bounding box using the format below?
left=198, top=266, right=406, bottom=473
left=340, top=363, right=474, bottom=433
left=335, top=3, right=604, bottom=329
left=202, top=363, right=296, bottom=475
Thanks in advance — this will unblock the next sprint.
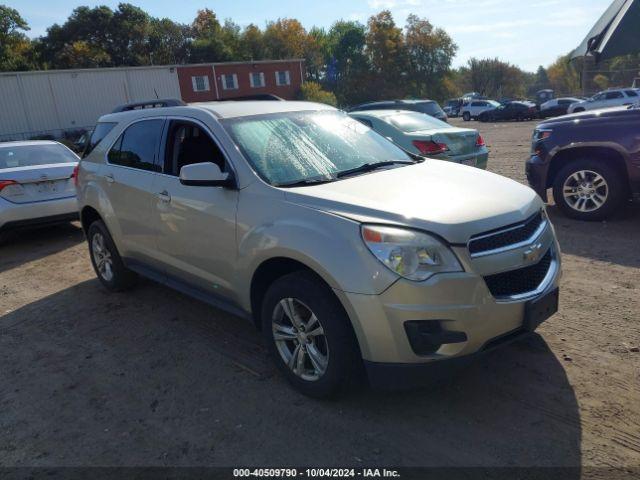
left=275, top=176, right=337, bottom=188
left=336, top=160, right=416, bottom=179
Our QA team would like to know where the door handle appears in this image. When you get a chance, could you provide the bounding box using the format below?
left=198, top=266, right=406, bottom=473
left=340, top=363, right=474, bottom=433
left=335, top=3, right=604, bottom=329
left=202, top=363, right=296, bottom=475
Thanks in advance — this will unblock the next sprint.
left=104, top=173, right=114, bottom=184
left=157, top=191, right=171, bottom=203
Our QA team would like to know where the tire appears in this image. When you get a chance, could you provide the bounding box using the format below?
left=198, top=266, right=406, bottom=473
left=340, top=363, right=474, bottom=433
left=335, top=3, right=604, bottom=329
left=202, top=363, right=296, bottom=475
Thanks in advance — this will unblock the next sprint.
left=462, top=112, right=471, bottom=121
left=552, top=159, right=626, bottom=221
left=261, top=271, right=362, bottom=398
left=87, top=220, right=137, bottom=291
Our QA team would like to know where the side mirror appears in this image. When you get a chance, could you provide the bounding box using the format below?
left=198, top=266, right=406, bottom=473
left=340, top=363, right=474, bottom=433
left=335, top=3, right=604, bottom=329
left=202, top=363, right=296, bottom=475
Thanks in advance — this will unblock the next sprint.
left=179, top=162, right=234, bottom=188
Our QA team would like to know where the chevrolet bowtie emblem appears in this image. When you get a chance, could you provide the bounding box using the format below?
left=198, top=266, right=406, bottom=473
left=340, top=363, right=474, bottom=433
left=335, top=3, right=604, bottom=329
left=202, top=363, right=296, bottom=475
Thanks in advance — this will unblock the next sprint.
left=523, top=242, right=544, bottom=263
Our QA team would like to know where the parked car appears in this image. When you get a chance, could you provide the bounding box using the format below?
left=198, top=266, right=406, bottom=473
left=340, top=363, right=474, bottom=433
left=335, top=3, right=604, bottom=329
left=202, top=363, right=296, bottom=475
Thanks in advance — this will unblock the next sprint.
left=0, top=141, right=79, bottom=241
left=478, top=101, right=538, bottom=122
left=538, top=97, right=582, bottom=118
left=460, top=100, right=501, bottom=121
left=77, top=100, right=561, bottom=398
left=567, top=88, right=639, bottom=113
left=443, top=98, right=463, bottom=117
left=527, top=105, right=640, bottom=220
left=349, top=99, right=448, bottom=122
left=349, top=109, right=488, bottom=169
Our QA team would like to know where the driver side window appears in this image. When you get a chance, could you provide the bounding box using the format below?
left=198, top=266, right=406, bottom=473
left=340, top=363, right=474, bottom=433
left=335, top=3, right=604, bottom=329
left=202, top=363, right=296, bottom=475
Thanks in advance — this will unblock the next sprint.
left=164, top=120, right=227, bottom=177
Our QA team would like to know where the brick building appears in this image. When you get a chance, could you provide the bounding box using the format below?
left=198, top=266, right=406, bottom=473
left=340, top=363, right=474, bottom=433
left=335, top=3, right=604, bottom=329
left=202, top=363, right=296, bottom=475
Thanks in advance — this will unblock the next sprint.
left=178, top=59, right=305, bottom=102
left=0, top=59, right=305, bottom=141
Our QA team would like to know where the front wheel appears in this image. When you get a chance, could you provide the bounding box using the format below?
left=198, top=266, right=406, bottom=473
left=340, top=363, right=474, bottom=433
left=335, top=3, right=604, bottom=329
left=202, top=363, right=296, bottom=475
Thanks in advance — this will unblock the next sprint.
left=261, top=271, right=362, bottom=398
left=462, top=112, right=471, bottom=121
left=552, top=160, right=626, bottom=221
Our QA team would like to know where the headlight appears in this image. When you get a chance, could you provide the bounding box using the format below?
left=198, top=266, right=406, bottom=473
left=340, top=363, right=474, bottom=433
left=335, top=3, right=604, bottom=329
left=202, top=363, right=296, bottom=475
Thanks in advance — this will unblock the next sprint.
left=361, top=225, right=463, bottom=281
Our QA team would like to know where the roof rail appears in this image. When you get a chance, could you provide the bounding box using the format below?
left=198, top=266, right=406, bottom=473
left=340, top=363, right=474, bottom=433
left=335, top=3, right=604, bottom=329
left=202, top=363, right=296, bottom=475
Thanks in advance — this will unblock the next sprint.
left=111, top=99, right=186, bottom=113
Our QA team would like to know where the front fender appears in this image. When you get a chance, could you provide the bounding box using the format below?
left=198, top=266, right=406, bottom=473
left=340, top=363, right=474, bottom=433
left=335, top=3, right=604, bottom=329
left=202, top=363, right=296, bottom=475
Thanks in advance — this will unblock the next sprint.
left=234, top=191, right=399, bottom=312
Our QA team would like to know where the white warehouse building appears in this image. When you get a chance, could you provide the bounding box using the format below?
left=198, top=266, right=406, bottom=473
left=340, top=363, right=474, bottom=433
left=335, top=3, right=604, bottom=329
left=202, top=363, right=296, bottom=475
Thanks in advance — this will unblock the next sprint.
left=0, top=65, right=181, bottom=141
left=0, top=59, right=305, bottom=142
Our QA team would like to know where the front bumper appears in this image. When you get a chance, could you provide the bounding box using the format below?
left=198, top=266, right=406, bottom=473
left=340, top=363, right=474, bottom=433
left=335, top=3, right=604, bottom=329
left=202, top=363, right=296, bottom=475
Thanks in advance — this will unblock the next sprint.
left=0, top=195, right=78, bottom=232
left=526, top=154, right=550, bottom=201
left=335, top=225, right=561, bottom=387
left=364, top=328, right=531, bottom=390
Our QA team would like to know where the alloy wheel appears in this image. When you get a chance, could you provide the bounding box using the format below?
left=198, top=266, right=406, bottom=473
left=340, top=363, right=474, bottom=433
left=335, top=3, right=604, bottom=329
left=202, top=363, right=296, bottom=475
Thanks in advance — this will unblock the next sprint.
left=562, top=169, right=609, bottom=213
left=91, top=232, right=114, bottom=282
left=272, top=298, right=329, bottom=382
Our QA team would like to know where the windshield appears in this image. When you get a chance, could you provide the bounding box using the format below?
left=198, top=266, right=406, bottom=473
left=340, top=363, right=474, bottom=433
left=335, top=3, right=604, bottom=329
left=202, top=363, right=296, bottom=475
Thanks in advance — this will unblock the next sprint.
left=385, top=112, right=450, bottom=132
left=0, top=143, right=78, bottom=169
left=488, top=100, right=500, bottom=107
left=222, top=110, right=411, bottom=186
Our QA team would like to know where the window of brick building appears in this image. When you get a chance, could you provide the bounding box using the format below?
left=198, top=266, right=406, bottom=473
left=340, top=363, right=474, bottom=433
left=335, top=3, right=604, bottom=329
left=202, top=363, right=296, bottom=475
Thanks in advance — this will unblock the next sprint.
left=191, top=75, right=210, bottom=92
left=275, top=71, right=291, bottom=86
left=221, top=74, right=239, bottom=90
left=250, top=72, right=265, bottom=88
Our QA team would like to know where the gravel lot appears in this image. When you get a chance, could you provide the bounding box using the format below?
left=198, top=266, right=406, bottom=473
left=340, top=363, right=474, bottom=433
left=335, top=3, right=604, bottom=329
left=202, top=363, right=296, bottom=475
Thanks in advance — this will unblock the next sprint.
left=1, top=118, right=639, bottom=473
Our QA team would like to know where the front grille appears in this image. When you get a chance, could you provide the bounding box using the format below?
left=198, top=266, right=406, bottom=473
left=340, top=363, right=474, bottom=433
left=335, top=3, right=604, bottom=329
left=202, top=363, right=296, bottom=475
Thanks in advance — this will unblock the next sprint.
left=469, top=211, right=544, bottom=256
left=483, top=250, right=552, bottom=298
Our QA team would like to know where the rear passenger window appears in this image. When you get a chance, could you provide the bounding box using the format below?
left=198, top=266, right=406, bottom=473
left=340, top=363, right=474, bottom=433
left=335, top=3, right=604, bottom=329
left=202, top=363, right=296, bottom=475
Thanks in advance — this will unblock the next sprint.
left=624, top=90, right=638, bottom=97
left=108, top=120, right=164, bottom=172
left=605, top=91, right=623, bottom=99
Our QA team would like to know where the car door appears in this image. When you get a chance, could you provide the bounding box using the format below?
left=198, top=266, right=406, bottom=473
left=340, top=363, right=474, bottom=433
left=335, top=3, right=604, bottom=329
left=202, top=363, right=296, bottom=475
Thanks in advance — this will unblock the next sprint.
left=101, top=118, right=165, bottom=265
left=150, top=118, right=239, bottom=299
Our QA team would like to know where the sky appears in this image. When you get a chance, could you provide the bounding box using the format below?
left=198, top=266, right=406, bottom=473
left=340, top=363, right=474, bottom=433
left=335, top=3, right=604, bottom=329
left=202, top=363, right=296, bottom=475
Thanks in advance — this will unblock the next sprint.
left=9, top=0, right=613, bottom=72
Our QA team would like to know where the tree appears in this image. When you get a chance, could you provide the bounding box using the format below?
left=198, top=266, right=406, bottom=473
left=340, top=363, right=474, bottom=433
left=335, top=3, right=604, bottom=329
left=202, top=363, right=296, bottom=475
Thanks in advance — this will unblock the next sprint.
left=263, top=18, right=308, bottom=59
left=326, top=20, right=370, bottom=105
left=239, top=24, right=265, bottom=60
left=109, top=3, right=151, bottom=65
left=298, top=81, right=337, bottom=106
left=305, top=26, right=328, bottom=81
left=458, top=58, right=526, bottom=99
left=57, top=40, right=111, bottom=68
left=404, top=14, right=457, bottom=99
left=39, top=5, right=114, bottom=68
left=546, top=54, right=581, bottom=95
left=190, top=9, right=231, bottom=62
left=148, top=18, right=190, bottom=65
left=365, top=10, right=406, bottom=99
left=0, top=5, right=35, bottom=71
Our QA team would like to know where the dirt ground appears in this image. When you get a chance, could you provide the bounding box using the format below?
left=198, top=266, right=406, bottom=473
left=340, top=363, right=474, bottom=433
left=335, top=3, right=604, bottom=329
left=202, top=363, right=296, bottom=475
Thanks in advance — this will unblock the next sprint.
left=1, top=118, right=639, bottom=474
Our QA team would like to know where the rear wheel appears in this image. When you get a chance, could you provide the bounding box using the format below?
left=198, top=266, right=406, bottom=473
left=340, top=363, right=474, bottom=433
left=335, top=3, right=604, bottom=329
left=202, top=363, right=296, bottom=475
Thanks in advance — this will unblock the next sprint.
left=87, top=220, right=137, bottom=291
left=261, top=271, right=362, bottom=398
left=462, top=112, right=471, bottom=121
left=552, top=159, right=626, bottom=221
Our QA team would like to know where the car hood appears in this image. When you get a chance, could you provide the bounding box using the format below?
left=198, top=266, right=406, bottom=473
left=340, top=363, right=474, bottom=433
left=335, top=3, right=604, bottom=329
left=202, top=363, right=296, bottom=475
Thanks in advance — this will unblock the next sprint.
left=283, top=160, right=541, bottom=244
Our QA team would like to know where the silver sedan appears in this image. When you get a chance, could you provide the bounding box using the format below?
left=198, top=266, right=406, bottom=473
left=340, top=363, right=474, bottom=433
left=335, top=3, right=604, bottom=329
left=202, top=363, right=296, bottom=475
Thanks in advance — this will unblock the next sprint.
left=349, top=109, right=489, bottom=169
left=0, top=140, right=79, bottom=239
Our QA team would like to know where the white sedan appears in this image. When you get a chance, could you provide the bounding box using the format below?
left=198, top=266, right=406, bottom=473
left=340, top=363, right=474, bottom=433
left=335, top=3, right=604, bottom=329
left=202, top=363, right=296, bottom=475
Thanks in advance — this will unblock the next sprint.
left=0, top=141, right=79, bottom=240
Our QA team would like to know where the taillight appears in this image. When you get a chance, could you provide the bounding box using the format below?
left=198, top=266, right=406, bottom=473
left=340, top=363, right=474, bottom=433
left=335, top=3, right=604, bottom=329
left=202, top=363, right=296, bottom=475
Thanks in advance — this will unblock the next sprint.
left=412, top=140, right=448, bottom=155
left=71, top=164, right=80, bottom=187
left=0, top=180, right=17, bottom=191
left=476, top=135, right=485, bottom=147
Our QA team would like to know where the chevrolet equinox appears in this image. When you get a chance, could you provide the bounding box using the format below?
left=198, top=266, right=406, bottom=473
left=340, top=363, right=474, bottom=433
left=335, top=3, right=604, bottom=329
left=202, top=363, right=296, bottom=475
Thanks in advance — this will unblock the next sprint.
left=77, top=100, right=561, bottom=398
